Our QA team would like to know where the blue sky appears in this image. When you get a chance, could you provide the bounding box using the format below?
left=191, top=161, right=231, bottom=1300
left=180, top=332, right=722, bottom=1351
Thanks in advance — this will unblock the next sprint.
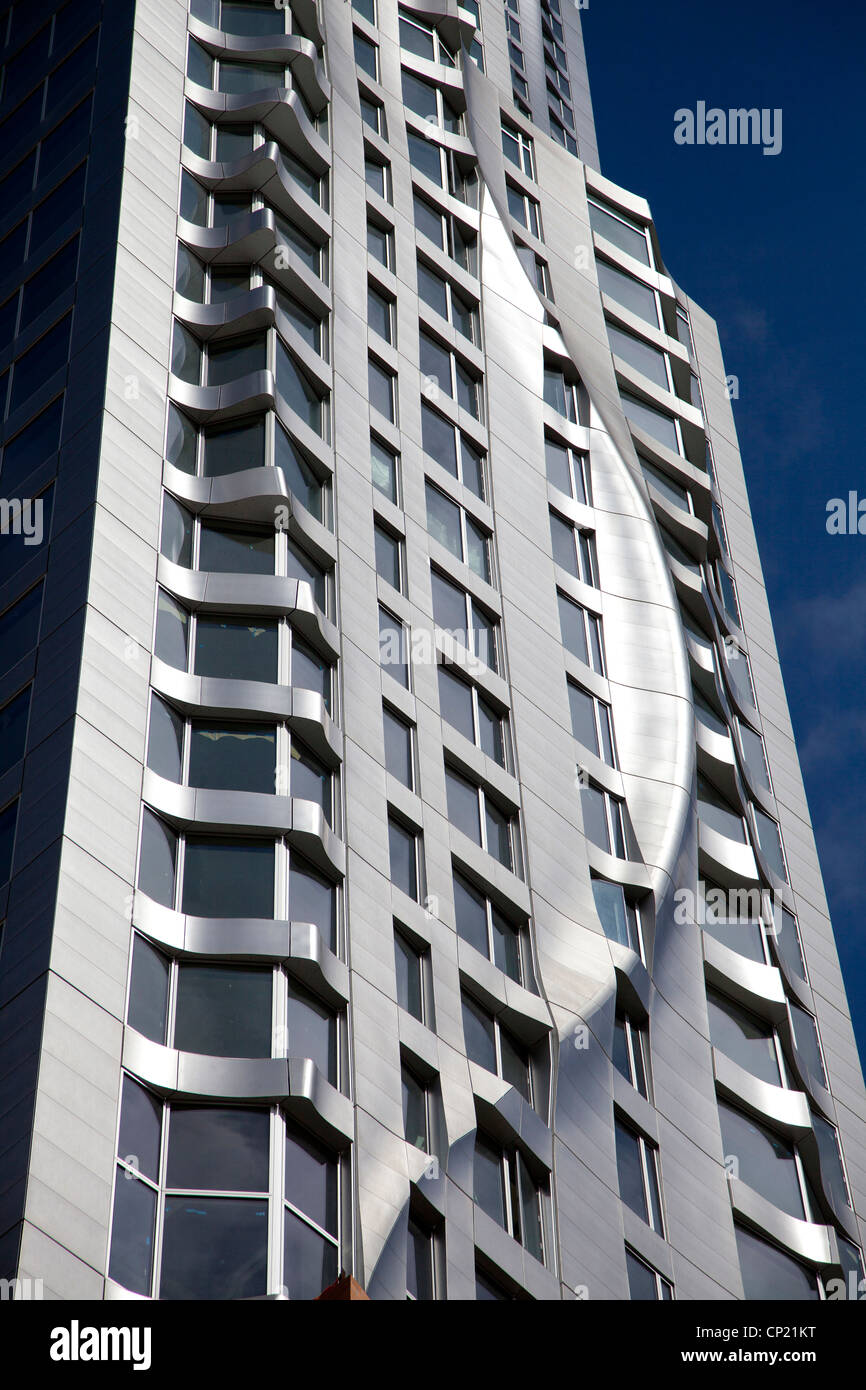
left=580, top=0, right=866, bottom=1063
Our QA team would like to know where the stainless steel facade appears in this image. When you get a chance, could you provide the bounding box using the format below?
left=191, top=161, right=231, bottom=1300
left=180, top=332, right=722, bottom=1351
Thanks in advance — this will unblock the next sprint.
left=2, top=0, right=864, bottom=1301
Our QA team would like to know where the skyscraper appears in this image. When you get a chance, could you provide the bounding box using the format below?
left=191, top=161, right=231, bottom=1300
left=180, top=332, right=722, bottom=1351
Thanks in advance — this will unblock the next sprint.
left=1, top=0, right=863, bottom=1302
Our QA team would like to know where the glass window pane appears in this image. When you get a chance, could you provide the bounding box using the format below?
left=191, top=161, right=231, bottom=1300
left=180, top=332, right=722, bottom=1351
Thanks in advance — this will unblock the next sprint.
left=379, top=607, right=408, bottom=687
left=174, top=964, right=273, bottom=1058
left=772, top=905, right=806, bottom=982
left=719, top=1102, right=804, bottom=1219
left=402, top=1069, right=428, bottom=1151
left=109, top=1171, right=156, bottom=1297
left=446, top=768, right=481, bottom=843
left=597, top=261, right=658, bottom=327
left=371, top=437, right=398, bottom=501
left=591, top=878, right=630, bottom=948
left=626, top=1249, right=660, bottom=1300
left=369, top=357, right=395, bottom=421
left=697, top=774, right=745, bottom=843
left=138, top=809, right=177, bottom=908
left=160, top=1195, right=268, bottom=1299
left=419, top=332, right=452, bottom=397
left=199, top=523, right=274, bottom=575
left=383, top=706, right=412, bottom=787
left=789, top=1001, right=827, bottom=1088
left=128, top=935, right=169, bottom=1046
left=582, top=785, right=610, bottom=852
left=285, top=1124, right=337, bottom=1233
left=608, top=323, right=668, bottom=390
left=0, top=687, right=30, bottom=776
left=568, top=683, right=598, bottom=755
left=558, top=592, right=588, bottom=663
left=491, top=908, right=521, bottom=982
left=453, top=871, right=488, bottom=955
left=735, top=1224, right=819, bottom=1301
left=620, top=391, right=679, bottom=454
left=426, top=483, right=463, bottom=558
left=389, top=817, right=418, bottom=898
left=485, top=800, right=512, bottom=868
left=753, top=807, right=787, bottom=880
left=421, top=402, right=458, bottom=476
left=291, top=637, right=331, bottom=714
left=500, top=1029, right=530, bottom=1101
left=289, top=857, right=336, bottom=952
left=461, top=993, right=497, bottom=1072
left=277, top=341, right=324, bottom=435
left=437, top=665, right=474, bottom=742
left=615, top=1121, right=648, bottom=1223
left=166, top=1106, right=270, bottom=1190
left=588, top=200, right=650, bottom=265
left=706, top=990, right=780, bottom=1087
left=188, top=723, right=275, bottom=793
left=283, top=1207, right=337, bottom=1299
left=286, top=978, right=336, bottom=1084
left=118, top=1076, right=162, bottom=1181
left=812, top=1113, right=850, bottom=1213
left=431, top=571, right=466, bottom=640
left=477, top=697, right=503, bottom=764
left=182, top=839, right=275, bottom=918
left=202, top=417, right=266, bottom=477
left=375, top=524, right=401, bottom=589
left=473, top=1138, right=506, bottom=1227
left=517, top=1152, right=543, bottom=1260
left=407, top=1220, right=434, bottom=1300
left=207, top=335, right=266, bottom=386
left=194, top=616, right=278, bottom=683
left=394, top=932, right=422, bottom=1020
left=613, top=1015, right=632, bottom=1084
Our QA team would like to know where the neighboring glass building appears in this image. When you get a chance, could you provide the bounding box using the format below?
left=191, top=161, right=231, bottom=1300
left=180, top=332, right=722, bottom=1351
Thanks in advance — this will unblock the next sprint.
left=0, top=0, right=863, bottom=1301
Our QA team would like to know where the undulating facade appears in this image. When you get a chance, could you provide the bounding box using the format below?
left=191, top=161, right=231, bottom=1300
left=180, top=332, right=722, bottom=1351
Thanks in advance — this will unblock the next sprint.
left=1, top=0, right=865, bottom=1302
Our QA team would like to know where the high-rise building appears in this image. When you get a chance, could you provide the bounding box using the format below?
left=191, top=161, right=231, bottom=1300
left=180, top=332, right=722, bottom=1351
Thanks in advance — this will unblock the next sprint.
left=0, top=0, right=863, bottom=1303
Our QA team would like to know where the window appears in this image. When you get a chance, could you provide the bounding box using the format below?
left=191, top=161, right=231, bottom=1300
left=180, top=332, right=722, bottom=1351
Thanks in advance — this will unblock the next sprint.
left=408, top=132, right=477, bottom=205
left=545, top=436, right=589, bottom=504
left=613, top=1013, right=649, bottom=1098
left=0, top=799, right=18, bottom=885
left=697, top=773, right=745, bottom=843
left=379, top=604, right=409, bottom=687
left=402, top=70, right=462, bottom=134
left=625, top=1248, right=672, bottom=1300
left=129, top=937, right=272, bottom=1058
left=719, top=1101, right=807, bottom=1221
left=154, top=590, right=279, bottom=683
left=413, top=194, right=477, bottom=274
left=752, top=806, right=787, bottom=881
left=769, top=903, right=806, bottom=983
left=639, top=455, right=691, bottom=512
left=398, top=8, right=456, bottom=65
left=452, top=867, right=523, bottom=983
left=615, top=1118, right=663, bottom=1233
left=426, top=483, right=491, bottom=582
left=138, top=812, right=277, bottom=918
left=366, top=217, right=394, bottom=269
left=789, top=1000, right=827, bottom=1089
left=374, top=520, right=404, bottom=591
left=736, top=722, right=770, bottom=792
left=371, top=435, right=399, bottom=503
left=0, top=686, right=30, bottom=777
left=364, top=151, right=391, bottom=201
left=360, top=90, right=386, bottom=136
left=283, top=1124, right=340, bottom=1301
left=549, top=109, right=577, bottom=156
left=461, top=990, right=532, bottom=1101
left=568, top=681, right=615, bottom=765
left=473, top=1135, right=544, bottom=1261
left=811, top=1112, right=851, bottom=1213
left=417, top=259, right=478, bottom=342
left=506, top=181, right=541, bottom=238
left=734, top=1224, right=818, bottom=1302
left=581, top=783, right=627, bottom=858
left=0, top=397, right=63, bottom=492
left=543, top=367, right=579, bottom=423
left=699, top=878, right=766, bottom=965
left=394, top=927, right=425, bottom=1022
left=389, top=813, right=422, bottom=901
left=596, top=261, right=659, bottom=329
left=715, top=561, right=741, bottom=626
left=533, top=254, right=553, bottom=298
left=407, top=1219, right=436, bottom=1300
left=620, top=392, right=679, bottom=455
left=8, top=314, right=71, bottom=416
left=352, top=0, right=376, bottom=20
left=421, top=402, right=485, bottom=498
left=501, top=121, right=534, bottom=178
left=383, top=705, right=414, bottom=789
left=353, top=30, right=378, bottom=79
left=706, top=989, right=782, bottom=1087
left=608, top=323, right=670, bottom=391
left=445, top=765, right=519, bottom=873
left=0, top=583, right=43, bottom=679
left=218, top=1, right=289, bottom=36
left=401, top=1063, right=430, bottom=1152
left=550, top=512, right=598, bottom=586
left=588, top=198, right=651, bottom=267
left=438, top=665, right=508, bottom=767
left=368, top=282, right=395, bottom=344
left=369, top=356, right=396, bottom=422
left=147, top=697, right=277, bottom=795
left=420, top=331, right=482, bottom=420
left=591, top=878, right=643, bottom=955
left=432, top=569, right=499, bottom=672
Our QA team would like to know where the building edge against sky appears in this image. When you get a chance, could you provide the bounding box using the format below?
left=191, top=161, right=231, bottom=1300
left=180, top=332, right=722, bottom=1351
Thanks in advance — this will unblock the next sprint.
left=0, top=0, right=864, bottom=1300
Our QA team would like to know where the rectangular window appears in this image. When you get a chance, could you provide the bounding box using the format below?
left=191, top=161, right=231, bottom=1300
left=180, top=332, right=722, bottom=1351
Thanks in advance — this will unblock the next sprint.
left=588, top=197, right=651, bottom=266
left=371, top=435, right=399, bottom=503
left=426, top=482, right=491, bottom=583
left=0, top=686, right=30, bottom=778
left=432, top=569, right=499, bottom=672
left=597, top=261, right=660, bottom=329
left=368, top=282, right=395, bottom=344
left=389, top=814, right=422, bottom=901
left=374, top=520, right=404, bottom=592
left=608, top=323, right=670, bottom=391
left=420, top=331, right=482, bottom=420
left=545, top=436, right=590, bottom=504
left=417, top=259, right=478, bottom=342
left=353, top=30, right=378, bottom=80
left=473, top=1135, right=545, bottom=1261
left=401, top=1064, right=430, bottom=1152
left=591, top=877, right=643, bottom=956
left=506, top=181, right=541, bottom=239
left=581, top=783, right=627, bottom=858
left=501, top=121, right=534, bottom=178
left=421, top=402, right=485, bottom=499
left=613, top=1012, right=649, bottom=1099
left=615, top=1118, right=664, bottom=1233
left=550, top=511, right=598, bottom=586
left=543, top=367, right=579, bottom=423
left=394, top=926, right=426, bottom=1022
left=367, top=218, right=394, bottom=269
left=364, top=153, right=391, bottom=202
left=369, top=356, right=397, bottom=423
left=0, top=583, right=43, bottom=678
left=461, top=990, right=532, bottom=1101
left=438, top=664, right=508, bottom=768
left=568, top=681, right=615, bottom=765
left=445, top=765, right=518, bottom=873
left=379, top=604, right=409, bottom=688
left=557, top=591, right=604, bottom=672
left=625, top=1248, right=673, bottom=1300
left=452, top=866, right=523, bottom=983
left=383, top=704, right=414, bottom=789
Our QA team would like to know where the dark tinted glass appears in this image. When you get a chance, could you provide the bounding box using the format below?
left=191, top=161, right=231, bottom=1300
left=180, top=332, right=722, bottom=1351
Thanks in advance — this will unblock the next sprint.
left=289, top=856, right=336, bottom=950
left=285, top=1124, right=337, bottom=1232
left=160, top=1196, right=268, bottom=1300
left=188, top=722, right=276, bottom=793
left=182, top=838, right=275, bottom=918
left=19, top=237, right=78, bottom=331
left=9, top=314, right=71, bottom=413
left=0, top=685, right=30, bottom=775
left=29, top=163, right=86, bottom=250
left=199, top=523, right=274, bottom=575
left=108, top=1173, right=156, bottom=1296
left=286, top=977, right=336, bottom=1083
left=127, top=935, right=169, bottom=1046
left=194, top=615, right=278, bottom=682
left=38, top=95, right=92, bottom=177
left=0, top=583, right=42, bottom=676
left=202, top=417, right=265, bottom=476
left=137, top=809, right=177, bottom=907
left=0, top=397, right=63, bottom=490
left=283, top=1208, right=337, bottom=1299
left=46, top=31, right=98, bottom=112
left=167, top=1106, right=269, bottom=1191
left=118, top=1075, right=162, bottom=1181
left=175, top=964, right=273, bottom=1057
left=394, top=931, right=422, bottom=1019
